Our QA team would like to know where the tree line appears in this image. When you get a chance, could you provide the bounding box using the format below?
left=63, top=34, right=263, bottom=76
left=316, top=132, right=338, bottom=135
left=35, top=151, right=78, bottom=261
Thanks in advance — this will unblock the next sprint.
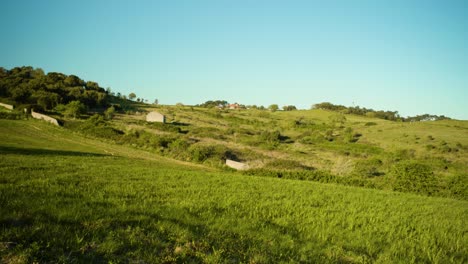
left=312, top=102, right=450, bottom=122
left=0, top=66, right=451, bottom=122
left=0, top=66, right=108, bottom=112
left=197, top=100, right=298, bottom=112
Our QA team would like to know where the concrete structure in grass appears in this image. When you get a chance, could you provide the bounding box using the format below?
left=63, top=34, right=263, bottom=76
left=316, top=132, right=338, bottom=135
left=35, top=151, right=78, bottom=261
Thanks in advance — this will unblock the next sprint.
left=0, top=102, right=14, bottom=110
left=146, top=111, right=166, bottom=123
left=31, top=109, right=60, bottom=126
left=226, top=159, right=249, bottom=170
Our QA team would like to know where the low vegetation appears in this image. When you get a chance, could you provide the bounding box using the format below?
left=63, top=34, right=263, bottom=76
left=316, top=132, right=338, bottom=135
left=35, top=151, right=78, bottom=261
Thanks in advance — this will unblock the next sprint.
left=1, top=66, right=467, bottom=262
left=1, top=67, right=467, bottom=200
left=1, top=119, right=466, bottom=263
left=312, top=102, right=450, bottom=122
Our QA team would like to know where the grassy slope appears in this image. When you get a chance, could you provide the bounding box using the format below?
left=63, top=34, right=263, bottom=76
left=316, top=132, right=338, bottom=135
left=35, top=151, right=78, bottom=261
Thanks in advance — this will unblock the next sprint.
left=1, top=119, right=467, bottom=263
left=121, top=106, right=467, bottom=178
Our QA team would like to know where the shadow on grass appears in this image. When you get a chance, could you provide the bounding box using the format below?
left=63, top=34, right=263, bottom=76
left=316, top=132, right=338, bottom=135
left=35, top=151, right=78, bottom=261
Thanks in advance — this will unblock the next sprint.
left=171, top=121, right=190, bottom=127
left=0, top=146, right=109, bottom=157
left=0, top=202, right=311, bottom=263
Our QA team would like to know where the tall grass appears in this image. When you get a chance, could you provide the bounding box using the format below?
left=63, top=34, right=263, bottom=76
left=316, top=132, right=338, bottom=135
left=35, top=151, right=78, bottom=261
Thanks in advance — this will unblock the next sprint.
left=1, top=120, right=467, bottom=263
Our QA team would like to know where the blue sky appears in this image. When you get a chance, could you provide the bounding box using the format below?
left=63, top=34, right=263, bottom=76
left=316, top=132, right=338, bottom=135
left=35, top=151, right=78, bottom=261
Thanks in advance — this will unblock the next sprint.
left=1, top=0, right=467, bottom=119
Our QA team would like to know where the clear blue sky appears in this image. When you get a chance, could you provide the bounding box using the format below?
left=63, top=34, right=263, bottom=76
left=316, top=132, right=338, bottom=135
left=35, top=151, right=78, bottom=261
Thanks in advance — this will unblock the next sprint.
left=1, top=0, right=467, bottom=119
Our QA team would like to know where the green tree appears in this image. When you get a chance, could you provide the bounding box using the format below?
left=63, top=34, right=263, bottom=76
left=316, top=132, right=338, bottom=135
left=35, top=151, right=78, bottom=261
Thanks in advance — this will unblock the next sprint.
left=268, top=104, right=279, bottom=112
left=64, top=75, right=84, bottom=87
left=65, top=100, right=86, bottom=119
left=283, top=105, right=297, bottom=111
left=129, top=93, right=136, bottom=101
left=85, top=81, right=100, bottom=91
left=35, top=91, right=59, bottom=110
left=67, top=87, right=83, bottom=100
left=31, top=68, right=45, bottom=78
left=10, top=85, right=32, bottom=102
left=199, top=100, right=228, bottom=108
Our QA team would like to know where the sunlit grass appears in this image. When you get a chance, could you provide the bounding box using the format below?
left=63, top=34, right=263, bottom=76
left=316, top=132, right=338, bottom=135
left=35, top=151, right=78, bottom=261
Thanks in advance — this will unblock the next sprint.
left=1, top=119, right=467, bottom=263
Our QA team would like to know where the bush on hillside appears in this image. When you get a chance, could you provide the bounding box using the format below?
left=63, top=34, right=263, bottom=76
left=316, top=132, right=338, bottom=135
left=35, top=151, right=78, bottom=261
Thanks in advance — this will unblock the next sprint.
left=242, top=168, right=370, bottom=187
left=78, top=114, right=124, bottom=140
left=391, top=161, right=438, bottom=195
left=265, top=159, right=314, bottom=171
left=147, top=122, right=181, bottom=133
left=446, top=174, right=467, bottom=200
left=292, top=118, right=316, bottom=129
left=298, top=130, right=327, bottom=144
left=188, top=143, right=228, bottom=164
left=168, top=138, right=192, bottom=160
left=343, top=127, right=362, bottom=143
left=260, top=130, right=281, bottom=143
left=352, top=158, right=383, bottom=178
left=0, top=109, right=26, bottom=120
left=364, top=122, right=377, bottom=126
left=149, top=135, right=175, bottom=150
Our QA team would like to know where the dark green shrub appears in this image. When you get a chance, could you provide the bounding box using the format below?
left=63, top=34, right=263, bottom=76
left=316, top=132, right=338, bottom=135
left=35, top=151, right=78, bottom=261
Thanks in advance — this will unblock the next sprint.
left=64, top=114, right=123, bottom=141
left=149, top=135, right=175, bottom=149
left=80, top=115, right=123, bottom=140
left=189, top=144, right=215, bottom=162
left=0, top=110, right=26, bottom=120
left=265, top=159, right=313, bottom=171
left=242, top=168, right=370, bottom=187
left=343, top=127, right=362, bottom=143
left=255, top=130, right=284, bottom=149
left=324, top=130, right=335, bottom=141
left=168, top=138, right=192, bottom=160
left=293, top=118, right=316, bottom=128
left=364, top=122, right=377, bottom=126
left=188, top=143, right=228, bottom=163
left=147, top=122, right=181, bottom=133
left=298, top=131, right=325, bottom=144
left=352, top=158, right=383, bottom=178
left=446, top=174, right=467, bottom=200
left=391, top=161, right=437, bottom=195
left=260, top=130, right=281, bottom=143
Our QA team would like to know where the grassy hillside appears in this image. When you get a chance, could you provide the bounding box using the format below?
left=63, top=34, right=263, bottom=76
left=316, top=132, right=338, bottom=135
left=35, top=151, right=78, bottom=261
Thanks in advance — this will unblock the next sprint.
left=1, top=66, right=466, bottom=198
left=1, top=119, right=467, bottom=263
left=92, top=104, right=467, bottom=200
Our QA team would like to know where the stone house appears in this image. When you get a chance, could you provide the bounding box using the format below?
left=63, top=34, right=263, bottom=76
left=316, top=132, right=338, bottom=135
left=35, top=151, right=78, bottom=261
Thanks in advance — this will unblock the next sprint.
left=146, top=111, right=165, bottom=123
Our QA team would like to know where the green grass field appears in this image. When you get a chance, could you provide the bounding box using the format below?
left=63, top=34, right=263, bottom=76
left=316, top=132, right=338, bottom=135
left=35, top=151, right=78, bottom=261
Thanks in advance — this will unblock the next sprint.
left=97, top=105, right=467, bottom=200
left=1, top=119, right=467, bottom=263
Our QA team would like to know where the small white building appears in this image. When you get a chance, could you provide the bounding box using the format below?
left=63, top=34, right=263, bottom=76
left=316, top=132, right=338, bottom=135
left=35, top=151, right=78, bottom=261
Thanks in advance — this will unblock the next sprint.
left=146, top=111, right=165, bottom=123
